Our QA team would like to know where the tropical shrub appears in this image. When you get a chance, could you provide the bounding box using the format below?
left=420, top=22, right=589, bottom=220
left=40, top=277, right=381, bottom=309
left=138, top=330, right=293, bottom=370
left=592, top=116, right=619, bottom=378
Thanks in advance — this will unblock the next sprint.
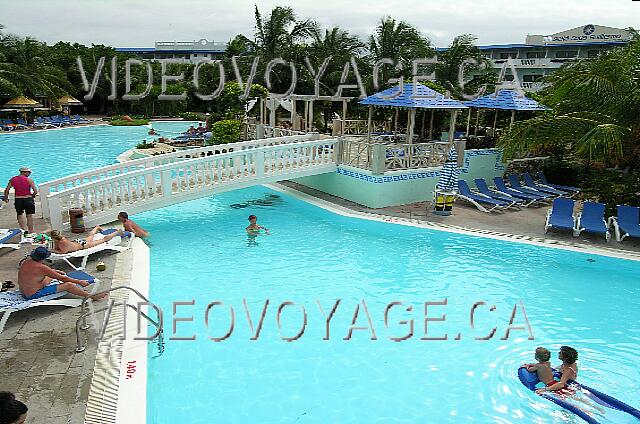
left=209, top=119, right=241, bottom=144
left=110, top=118, right=149, bottom=126
left=179, top=112, right=202, bottom=121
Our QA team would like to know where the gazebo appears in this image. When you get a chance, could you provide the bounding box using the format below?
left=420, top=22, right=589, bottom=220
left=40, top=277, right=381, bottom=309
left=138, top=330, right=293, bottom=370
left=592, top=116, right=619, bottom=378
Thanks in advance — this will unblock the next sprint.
left=359, top=82, right=468, bottom=144
left=57, top=95, right=83, bottom=116
left=464, top=88, right=549, bottom=136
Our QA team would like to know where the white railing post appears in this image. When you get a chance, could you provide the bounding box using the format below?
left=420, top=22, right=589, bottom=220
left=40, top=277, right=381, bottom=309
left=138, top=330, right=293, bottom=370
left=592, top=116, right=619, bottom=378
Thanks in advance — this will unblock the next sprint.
left=49, top=195, right=63, bottom=230
left=255, top=151, right=264, bottom=178
left=160, top=169, right=172, bottom=198
left=40, top=185, right=51, bottom=218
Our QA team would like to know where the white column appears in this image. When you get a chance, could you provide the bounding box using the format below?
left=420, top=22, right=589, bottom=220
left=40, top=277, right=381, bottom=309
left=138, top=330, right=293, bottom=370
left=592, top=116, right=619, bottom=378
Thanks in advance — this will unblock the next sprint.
left=448, top=110, right=457, bottom=142
left=366, top=105, right=373, bottom=143
left=407, top=109, right=416, bottom=144
left=269, top=98, right=276, bottom=127
left=465, top=108, right=471, bottom=136
left=510, top=110, right=515, bottom=127
left=341, top=100, right=347, bottom=135
left=309, top=100, right=314, bottom=132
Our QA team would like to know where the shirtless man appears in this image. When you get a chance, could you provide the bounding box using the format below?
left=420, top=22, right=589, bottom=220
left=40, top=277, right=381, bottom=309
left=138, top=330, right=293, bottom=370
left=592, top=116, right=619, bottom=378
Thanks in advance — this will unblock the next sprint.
left=50, top=226, right=124, bottom=254
left=117, top=212, right=149, bottom=237
left=18, top=247, right=106, bottom=300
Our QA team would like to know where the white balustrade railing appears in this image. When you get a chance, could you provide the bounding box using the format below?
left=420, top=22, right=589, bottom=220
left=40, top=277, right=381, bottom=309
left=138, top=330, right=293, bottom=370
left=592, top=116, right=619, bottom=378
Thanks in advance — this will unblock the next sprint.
left=39, top=133, right=318, bottom=218
left=384, top=142, right=453, bottom=171
left=47, top=138, right=338, bottom=230
left=339, top=139, right=453, bottom=172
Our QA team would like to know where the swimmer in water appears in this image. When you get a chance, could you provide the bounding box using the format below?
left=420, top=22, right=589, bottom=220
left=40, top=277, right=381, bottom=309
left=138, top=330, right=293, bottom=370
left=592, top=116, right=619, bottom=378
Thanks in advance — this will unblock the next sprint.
left=148, top=128, right=157, bottom=135
left=246, top=215, right=270, bottom=235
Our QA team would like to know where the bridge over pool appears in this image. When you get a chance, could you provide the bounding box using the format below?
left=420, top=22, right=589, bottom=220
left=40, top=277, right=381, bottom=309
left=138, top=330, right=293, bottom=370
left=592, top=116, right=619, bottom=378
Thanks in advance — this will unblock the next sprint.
left=43, top=134, right=337, bottom=229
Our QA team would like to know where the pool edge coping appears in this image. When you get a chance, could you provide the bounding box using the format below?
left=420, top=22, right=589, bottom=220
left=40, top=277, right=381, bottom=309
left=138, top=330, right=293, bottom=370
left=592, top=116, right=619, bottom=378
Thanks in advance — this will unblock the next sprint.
left=266, top=183, right=640, bottom=262
left=85, top=238, right=150, bottom=424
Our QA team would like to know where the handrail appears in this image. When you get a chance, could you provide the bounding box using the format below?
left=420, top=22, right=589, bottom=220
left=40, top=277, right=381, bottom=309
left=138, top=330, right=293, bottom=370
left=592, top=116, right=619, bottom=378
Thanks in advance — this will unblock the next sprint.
left=76, top=285, right=161, bottom=353
left=39, top=133, right=319, bottom=218
left=51, top=138, right=334, bottom=198
left=47, top=138, right=338, bottom=229
left=75, top=302, right=162, bottom=353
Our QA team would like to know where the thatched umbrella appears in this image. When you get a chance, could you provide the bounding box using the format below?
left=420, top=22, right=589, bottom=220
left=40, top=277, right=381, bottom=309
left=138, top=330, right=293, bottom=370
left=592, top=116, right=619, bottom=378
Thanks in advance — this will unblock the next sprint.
left=3, top=96, right=43, bottom=121
left=57, top=95, right=83, bottom=116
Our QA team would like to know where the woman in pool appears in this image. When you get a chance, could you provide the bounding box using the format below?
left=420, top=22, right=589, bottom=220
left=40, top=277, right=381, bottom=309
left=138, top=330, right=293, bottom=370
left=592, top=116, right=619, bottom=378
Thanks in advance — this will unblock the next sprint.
left=536, top=345, right=578, bottom=396
left=50, top=227, right=123, bottom=254
left=246, top=215, right=270, bottom=235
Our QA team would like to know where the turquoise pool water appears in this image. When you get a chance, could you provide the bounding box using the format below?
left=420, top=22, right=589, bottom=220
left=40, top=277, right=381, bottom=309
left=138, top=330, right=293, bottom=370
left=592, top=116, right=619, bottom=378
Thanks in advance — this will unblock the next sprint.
left=0, top=121, right=198, bottom=184
left=141, top=186, right=640, bottom=424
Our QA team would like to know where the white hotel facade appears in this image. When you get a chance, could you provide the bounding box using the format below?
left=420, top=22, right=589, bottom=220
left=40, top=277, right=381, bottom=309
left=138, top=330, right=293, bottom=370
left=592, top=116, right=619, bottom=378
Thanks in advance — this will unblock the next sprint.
left=116, top=25, right=634, bottom=92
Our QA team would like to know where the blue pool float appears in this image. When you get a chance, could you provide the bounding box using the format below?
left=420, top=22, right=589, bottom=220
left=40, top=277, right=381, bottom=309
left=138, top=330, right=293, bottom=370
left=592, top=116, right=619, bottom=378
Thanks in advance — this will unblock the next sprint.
left=518, top=367, right=640, bottom=423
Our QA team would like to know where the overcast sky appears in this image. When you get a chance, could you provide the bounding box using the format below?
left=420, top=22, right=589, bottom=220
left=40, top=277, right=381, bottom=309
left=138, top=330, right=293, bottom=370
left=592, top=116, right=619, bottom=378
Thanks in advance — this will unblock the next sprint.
left=0, top=0, right=637, bottom=48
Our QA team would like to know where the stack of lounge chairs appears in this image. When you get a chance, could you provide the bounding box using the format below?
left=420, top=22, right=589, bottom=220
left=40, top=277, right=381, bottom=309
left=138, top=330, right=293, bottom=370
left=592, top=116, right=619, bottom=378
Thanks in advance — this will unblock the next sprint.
left=456, top=171, right=580, bottom=213
left=546, top=201, right=640, bottom=243
left=0, top=115, right=91, bottom=131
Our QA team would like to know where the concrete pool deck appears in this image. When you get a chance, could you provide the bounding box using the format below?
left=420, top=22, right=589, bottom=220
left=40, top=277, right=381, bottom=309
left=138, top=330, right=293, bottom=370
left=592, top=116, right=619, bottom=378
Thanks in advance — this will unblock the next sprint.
left=0, top=200, right=133, bottom=424
left=1, top=182, right=639, bottom=423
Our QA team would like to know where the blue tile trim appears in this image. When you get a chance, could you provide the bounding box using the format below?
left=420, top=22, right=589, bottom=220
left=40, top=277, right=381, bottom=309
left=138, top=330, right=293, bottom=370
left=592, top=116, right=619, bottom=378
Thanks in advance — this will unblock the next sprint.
left=337, top=167, right=440, bottom=183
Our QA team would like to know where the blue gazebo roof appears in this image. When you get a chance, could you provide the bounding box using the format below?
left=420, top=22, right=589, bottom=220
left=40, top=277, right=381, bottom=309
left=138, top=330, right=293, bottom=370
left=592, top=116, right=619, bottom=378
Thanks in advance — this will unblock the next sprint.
left=465, top=89, right=549, bottom=111
left=359, top=83, right=467, bottom=109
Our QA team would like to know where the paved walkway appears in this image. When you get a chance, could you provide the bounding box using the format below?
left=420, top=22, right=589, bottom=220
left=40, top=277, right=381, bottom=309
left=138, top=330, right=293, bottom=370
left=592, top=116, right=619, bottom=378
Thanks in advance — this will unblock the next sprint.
left=279, top=181, right=640, bottom=254
left=0, top=199, right=129, bottom=424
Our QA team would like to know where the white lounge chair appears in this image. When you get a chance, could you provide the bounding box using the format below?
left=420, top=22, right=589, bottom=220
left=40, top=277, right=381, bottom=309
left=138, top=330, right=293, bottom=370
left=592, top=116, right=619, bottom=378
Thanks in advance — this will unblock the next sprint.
left=0, top=270, right=99, bottom=335
left=0, top=229, right=24, bottom=250
left=49, top=231, right=135, bottom=270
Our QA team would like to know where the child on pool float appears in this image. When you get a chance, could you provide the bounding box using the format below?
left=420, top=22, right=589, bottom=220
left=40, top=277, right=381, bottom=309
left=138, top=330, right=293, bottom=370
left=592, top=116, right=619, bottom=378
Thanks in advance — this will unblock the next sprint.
left=524, top=347, right=554, bottom=387
left=535, top=346, right=578, bottom=397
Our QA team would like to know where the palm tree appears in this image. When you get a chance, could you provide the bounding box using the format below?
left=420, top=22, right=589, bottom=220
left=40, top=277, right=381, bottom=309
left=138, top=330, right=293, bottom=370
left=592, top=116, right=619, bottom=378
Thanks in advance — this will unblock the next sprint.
left=433, top=34, right=495, bottom=98
left=368, top=17, right=433, bottom=88
left=253, top=6, right=317, bottom=60
left=498, top=39, right=640, bottom=168
left=0, top=34, right=70, bottom=99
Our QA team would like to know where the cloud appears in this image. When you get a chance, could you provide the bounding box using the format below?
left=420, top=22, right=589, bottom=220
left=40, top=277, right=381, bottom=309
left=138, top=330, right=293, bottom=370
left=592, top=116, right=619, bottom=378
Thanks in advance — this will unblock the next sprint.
left=0, top=0, right=636, bottom=48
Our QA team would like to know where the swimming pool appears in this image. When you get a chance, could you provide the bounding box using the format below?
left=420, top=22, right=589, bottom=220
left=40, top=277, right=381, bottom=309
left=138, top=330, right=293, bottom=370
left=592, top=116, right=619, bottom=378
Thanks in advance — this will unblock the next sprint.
left=139, top=185, right=640, bottom=424
left=0, top=121, right=198, bottom=184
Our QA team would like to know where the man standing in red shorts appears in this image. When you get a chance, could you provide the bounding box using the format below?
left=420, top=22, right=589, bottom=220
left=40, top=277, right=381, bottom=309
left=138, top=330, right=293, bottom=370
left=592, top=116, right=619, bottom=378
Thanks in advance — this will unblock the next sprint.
left=3, top=166, right=38, bottom=235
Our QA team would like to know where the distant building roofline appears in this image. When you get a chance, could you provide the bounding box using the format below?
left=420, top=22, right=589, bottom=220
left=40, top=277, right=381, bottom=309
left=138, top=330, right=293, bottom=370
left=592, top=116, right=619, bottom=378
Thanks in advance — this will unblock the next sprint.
left=435, top=40, right=628, bottom=52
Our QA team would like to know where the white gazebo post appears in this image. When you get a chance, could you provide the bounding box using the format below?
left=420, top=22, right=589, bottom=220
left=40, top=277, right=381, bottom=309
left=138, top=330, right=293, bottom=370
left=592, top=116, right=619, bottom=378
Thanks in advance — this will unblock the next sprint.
left=407, top=108, right=416, bottom=144
left=269, top=97, right=276, bottom=127
left=474, top=109, right=480, bottom=136
left=259, top=98, right=264, bottom=125
left=394, top=108, right=399, bottom=132
left=303, top=100, right=309, bottom=132
left=341, top=99, right=347, bottom=135
left=448, top=110, right=458, bottom=142
left=366, top=105, right=373, bottom=143
left=290, top=98, right=296, bottom=128
left=465, top=108, right=472, bottom=136
left=510, top=110, right=516, bottom=128
left=308, top=99, right=314, bottom=132
left=493, top=109, right=498, bottom=131
left=429, top=109, right=435, bottom=140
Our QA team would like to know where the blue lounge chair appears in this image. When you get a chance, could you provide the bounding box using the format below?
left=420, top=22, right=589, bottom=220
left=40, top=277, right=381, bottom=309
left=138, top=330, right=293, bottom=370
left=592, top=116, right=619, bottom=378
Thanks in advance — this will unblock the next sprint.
left=72, top=115, right=90, bottom=123
left=42, top=116, right=61, bottom=127
left=537, top=171, right=580, bottom=193
left=575, top=202, right=610, bottom=241
left=611, top=205, right=640, bottom=242
left=493, top=177, right=546, bottom=202
left=0, top=229, right=24, bottom=250
left=1, top=119, right=17, bottom=131
left=0, top=269, right=100, bottom=335
left=545, top=198, right=576, bottom=234
left=522, top=173, right=568, bottom=196
left=457, top=180, right=512, bottom=212
left=474, top=178, right=527, bottom=206
left=507, top=174, right=554, bottom=199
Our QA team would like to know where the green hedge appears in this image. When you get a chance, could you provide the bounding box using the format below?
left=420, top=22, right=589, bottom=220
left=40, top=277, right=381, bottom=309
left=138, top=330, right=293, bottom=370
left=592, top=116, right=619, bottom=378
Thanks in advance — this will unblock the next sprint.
left=209, top=120, right=241, bottom=145
left=179, top=112, right=203, bottom=121
left=109, top=119, right=150, bottom=126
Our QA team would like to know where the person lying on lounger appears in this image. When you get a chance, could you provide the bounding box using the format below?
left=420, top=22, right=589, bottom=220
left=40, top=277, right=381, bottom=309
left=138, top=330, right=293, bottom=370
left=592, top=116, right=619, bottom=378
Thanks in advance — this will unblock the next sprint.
left=49, top=227, right=124, bottom=254
left=18, top=246, right=106, bottom=300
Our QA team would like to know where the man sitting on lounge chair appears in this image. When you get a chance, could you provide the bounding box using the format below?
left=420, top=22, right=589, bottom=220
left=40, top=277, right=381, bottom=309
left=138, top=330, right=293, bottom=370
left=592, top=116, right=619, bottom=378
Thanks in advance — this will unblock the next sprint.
left=18, top=247, right=106, bottom=300
left=50, top=227, right=124, bottom=254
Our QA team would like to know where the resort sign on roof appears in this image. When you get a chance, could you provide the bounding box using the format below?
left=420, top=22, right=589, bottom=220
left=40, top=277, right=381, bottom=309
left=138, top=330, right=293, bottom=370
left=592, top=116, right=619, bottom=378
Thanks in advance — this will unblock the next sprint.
left=526, top=25, right=633, bottom=45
